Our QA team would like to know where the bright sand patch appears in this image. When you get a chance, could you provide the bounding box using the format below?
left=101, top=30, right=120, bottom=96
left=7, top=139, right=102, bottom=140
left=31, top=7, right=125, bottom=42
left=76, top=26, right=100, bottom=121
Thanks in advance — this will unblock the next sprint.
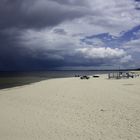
left=0, top=75, right=140, bottom=140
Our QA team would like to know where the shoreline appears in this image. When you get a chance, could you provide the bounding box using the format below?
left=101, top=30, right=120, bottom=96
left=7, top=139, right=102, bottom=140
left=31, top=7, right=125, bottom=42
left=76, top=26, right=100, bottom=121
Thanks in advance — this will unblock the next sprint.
left=0, top=72, right=107, bottom=90
left=0, top=72, right=138, bottom=90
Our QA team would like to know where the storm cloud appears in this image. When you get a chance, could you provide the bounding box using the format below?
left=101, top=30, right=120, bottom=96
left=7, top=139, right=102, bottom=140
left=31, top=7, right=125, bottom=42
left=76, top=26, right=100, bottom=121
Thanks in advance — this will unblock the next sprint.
left=0, top=0, right=91, bottom=29
left=0, top=0, right=140, bottom=70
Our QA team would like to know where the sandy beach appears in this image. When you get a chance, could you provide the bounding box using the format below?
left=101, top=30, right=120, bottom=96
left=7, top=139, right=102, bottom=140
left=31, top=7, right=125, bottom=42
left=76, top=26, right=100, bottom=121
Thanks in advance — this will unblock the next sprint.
left=0, top=74, right=140, bottom=140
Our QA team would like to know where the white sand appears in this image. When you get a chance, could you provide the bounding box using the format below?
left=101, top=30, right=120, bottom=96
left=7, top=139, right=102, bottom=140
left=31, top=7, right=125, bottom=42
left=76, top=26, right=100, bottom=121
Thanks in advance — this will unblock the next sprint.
left=0, top=75, right=140, bottom=140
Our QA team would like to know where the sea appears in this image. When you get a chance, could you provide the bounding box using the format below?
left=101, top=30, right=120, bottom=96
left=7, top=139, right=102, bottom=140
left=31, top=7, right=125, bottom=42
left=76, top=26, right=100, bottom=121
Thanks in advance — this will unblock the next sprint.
left=0, top=70, right=123, bottom=89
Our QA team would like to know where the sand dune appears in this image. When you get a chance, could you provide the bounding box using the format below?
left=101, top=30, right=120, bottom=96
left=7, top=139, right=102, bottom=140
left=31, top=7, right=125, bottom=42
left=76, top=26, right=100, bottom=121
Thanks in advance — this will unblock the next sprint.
left=0, top=75, right=140, bottom=140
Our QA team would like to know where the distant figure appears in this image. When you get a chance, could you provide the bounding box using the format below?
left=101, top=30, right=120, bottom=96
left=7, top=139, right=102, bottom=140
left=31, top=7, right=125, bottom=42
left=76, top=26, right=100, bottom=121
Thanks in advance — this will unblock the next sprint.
left=80, top=76, right=90, bottom=80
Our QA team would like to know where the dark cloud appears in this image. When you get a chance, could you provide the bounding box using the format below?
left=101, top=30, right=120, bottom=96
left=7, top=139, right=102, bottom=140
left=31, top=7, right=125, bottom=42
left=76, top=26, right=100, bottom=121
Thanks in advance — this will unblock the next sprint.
left=0, top=0, right=139, bottom=70
left=51, top=0, right=88, bottom=6
left=0, top=0, right=92, bottom=70
left=53, top=29, right=67, bottom=35
left=0, top=36, right=64, bottom=70
left=0, top=28, right=127, bottom=70
left=0, top=0, right=91, bottom=30
left=134, top=0, right=140, bottom=10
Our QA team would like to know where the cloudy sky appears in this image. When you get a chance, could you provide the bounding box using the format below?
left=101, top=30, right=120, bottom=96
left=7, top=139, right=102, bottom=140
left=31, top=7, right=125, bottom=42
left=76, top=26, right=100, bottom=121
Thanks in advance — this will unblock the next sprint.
left=0, top=0, right=140, bottom=70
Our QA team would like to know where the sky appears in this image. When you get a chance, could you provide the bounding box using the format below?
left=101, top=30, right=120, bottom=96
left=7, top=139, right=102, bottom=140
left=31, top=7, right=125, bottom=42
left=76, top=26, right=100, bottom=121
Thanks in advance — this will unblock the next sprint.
left=0, top=0, right=140, bottom=70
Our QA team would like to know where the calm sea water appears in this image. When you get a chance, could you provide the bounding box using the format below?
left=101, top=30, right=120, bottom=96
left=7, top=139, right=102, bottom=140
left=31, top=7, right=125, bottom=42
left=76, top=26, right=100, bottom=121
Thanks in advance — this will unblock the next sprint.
left=0, top=70, right=119, bottom=89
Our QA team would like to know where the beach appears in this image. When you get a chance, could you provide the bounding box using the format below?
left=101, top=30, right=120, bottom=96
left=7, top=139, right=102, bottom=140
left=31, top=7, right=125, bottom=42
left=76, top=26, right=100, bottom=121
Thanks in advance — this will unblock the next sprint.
left=0, top=74, right=140, bottom=140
